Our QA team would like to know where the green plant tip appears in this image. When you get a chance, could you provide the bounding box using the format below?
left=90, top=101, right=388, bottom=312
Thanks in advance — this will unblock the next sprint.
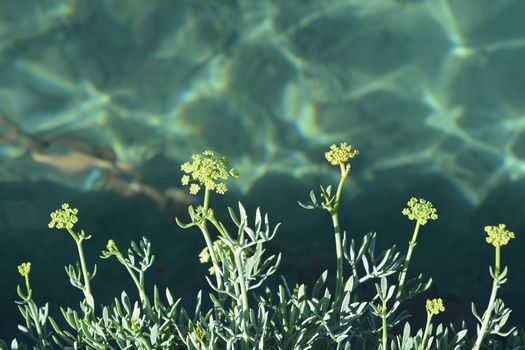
left=181, top=150, right=239, bottom=195
left=485, top=224, right=515, bottom=247
left=325, top=142, right=359, bottom=166
left=426, top=298, right=445, bottom=316
left=106, top=239, right=120, bottom=254
left=402, top=197, right=438, bottom=225
left=48, top=203, right=79, bottom=229
left=17, top=262, right=31, bottom=277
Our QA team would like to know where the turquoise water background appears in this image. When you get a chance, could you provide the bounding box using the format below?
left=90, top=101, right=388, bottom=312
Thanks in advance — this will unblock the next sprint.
left=1, top=0, right=524, bottom=341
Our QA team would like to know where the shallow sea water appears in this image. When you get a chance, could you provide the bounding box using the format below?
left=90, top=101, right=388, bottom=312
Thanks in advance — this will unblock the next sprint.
left=1, top=0, right=524, bottom=341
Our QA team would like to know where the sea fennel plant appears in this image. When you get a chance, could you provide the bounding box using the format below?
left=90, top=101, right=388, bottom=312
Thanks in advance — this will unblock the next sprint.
left=1, top=144, right=524, bottom=350
left=299, top=142, right=358, bottom=305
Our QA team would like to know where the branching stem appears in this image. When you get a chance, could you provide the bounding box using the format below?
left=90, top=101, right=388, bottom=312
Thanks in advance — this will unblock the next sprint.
left=234, top=248, right=249, bottom=332
left=68, top=228, right=95, bottom=310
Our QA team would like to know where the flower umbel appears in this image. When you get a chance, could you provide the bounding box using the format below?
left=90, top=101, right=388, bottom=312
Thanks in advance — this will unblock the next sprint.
left=17, top=261, right=33, bottom=300
left=402, top=198, right=438, bottom=225
left=181, top=150, right=239, bottom=195
left=325, top=142, right=359, bottom=166
left=48, top=203, right=78, bottom=229
left=485, top=224, right=515, bottom=247
left=422, top=298, right=445, bottom=349
left=18, top=262, right=31, bottom=277
left=426, top=298, right=445, bottom=316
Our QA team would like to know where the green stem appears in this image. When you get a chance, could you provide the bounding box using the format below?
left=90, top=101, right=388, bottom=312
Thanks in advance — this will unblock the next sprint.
left=232, top=268, right=241, bottom=304
left=24, top=274, right=31, bottom=297
left=330, top=164, right=349, bottom=304
left=421, top=313, right=432, bottom=350
left=200, top=186, right=224, bottom=290
left=210, top=216, right=233, bottom=240
left=334, top=164, right=349, bottom=209
left=234, top=248, right=249, bottom=332
left=20, top=275, right=42, bottom=341
left=66, top=227, right=79, bottom=242
left=28, top=301, right=43, bottom=343
left=331, top=212, right=344, bottom=304
left=472, top=246, right=501, bottom=350
left=75, top=239, right=95, bottom=310
left=398, top=221, right=421, bottom=297
left=382, top=300, right=388, bottom=350
left=200, top=224, right=223, bottom=289
left=203, top=187, right=210, bottom=212
left=495, top=246, right=500, bottom=277
left=472, top=278, right=498, bottom=350
left=118, top=254, right=152, bottom=315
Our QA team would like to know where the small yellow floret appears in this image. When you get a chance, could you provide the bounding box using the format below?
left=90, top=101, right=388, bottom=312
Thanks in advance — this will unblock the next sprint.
left=189, top=183, right=201, bottom=195
left=325, top=142, right=359, bottom=166
left=216, top=183, right=227, bottom=195
left=49, top=203, right=79, bottom=229
left=485, top=224, right=515, bottom=247
left=402, top=197, right=438, bottom=225
left=426, top=298, right=445, bottom=316
left=18, top=262, right=31, bottom=277
left=199, top=247, right=210, bottom=264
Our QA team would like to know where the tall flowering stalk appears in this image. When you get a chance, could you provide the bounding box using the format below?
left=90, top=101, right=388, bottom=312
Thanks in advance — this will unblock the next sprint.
left=421, top=298, right=445, bottom=349
left=300, top=142, right=359, bottom=304
left=176, top=150, right=239, bottom=291
left=324, top=143, right=359, bottom=303
left=17, top=262, right=41, bottom=342
left=472, top=224, right=515, bottom=350
left=15, top=262, right=49, bottom=346
left=397, top=198, right=437, bottom=297
left=102, top=239, right=153, bottom=316
left=48, top=203, right=95, bottom=310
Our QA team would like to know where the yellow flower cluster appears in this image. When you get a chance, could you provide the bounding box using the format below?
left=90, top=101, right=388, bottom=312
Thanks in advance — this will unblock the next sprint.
left=48, top=203, right=79, bottom=230
left=18, top=262, right=31, bottom=277
left=402, top=198, right=438, bottom=225
left=485, top=224, right=515, bottom=247
left=325, top=142, right=359, bottom=166
left=426, top=298, right=445, bottom=316
left=199, top=246, right=210, bottom=264
left=181, top=150, right=239, bottom=195
left=198, top=240, right=228, bottom=276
